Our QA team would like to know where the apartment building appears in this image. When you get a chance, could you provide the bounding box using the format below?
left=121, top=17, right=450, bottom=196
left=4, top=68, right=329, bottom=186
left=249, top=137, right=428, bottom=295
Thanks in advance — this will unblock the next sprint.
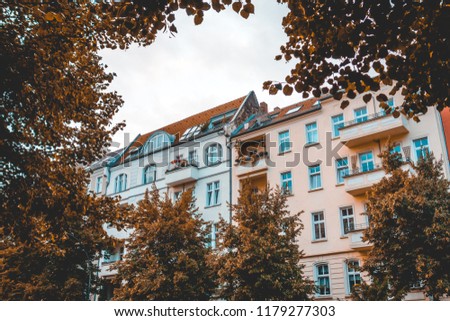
left=230, top=86, right=450, bottom=300
left=87, top=91, right=263, bottom=300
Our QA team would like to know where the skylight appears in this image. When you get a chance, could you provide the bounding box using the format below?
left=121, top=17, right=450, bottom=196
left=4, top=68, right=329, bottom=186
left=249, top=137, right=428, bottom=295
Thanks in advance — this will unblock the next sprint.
left=180, top=125, right=201, bottom=141
left=285, top=105, right=302, bottom=115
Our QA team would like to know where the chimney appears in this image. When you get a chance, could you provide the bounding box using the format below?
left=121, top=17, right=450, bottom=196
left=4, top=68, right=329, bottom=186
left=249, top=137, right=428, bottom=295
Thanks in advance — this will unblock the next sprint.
left=274, top=107, right=281, bottom=112
left=259, top=102, right=268, bottom=113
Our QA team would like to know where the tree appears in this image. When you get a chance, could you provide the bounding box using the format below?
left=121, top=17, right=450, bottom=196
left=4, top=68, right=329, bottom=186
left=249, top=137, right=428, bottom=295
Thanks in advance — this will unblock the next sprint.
left=113, top=188, right=217, bottom=300
left=264, top=0, right=449, bottom=118
left=353, top=147, right=450, bottom=300
left=215, top=181, right=313, bottom=300
left=0, top=0, right=249, bottom=300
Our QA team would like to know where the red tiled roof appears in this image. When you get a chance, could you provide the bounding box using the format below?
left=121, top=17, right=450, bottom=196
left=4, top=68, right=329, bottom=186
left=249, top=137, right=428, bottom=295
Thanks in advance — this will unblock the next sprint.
left=119, top=95, right=247, bottom=163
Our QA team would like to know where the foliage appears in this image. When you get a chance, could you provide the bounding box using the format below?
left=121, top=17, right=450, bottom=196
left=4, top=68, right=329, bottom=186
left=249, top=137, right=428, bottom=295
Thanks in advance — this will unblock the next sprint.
left=113, top=188, right=217, bottom=300
left=215, top=181, right=313, bottom=300
left=353, top=150, right=450, bottom=300
left=264, top=0, right=449, bottom=118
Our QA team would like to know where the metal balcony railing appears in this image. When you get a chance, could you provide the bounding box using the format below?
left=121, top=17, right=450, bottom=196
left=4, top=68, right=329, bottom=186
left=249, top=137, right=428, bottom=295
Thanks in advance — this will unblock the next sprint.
left=342, top=111, right=389, bottom=128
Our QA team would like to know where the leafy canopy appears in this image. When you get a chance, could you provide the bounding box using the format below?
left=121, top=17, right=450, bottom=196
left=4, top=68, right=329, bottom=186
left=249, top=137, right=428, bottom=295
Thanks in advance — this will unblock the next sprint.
left=215, top=181, right=313, bottom=300
left=353, top=148, right=450, bottom=300
left=113, top=188, right=217, bottom=300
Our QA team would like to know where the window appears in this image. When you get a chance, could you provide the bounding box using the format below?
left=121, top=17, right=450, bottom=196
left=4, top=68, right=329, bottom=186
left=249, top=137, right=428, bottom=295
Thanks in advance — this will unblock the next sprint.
left=278, top=130, right=291, bottom=153
left=96, top=176, right=102, bottom=193
left=381, top=97, right=395, bottom=115
left=103, top=246, right=124, bottom=264
left=144, top=133, right=170, bottom=153
left=206, top=223, right=217, bottom=249
left=173, top=191, right=181, bottom=202
left=340, top=206, right=355, bottom=234
left=309, top=165, right=322, bottom=190
left=315, top=264, right=331, bottom=296
left=188, top=150, right=198, bottom=165
left=391, top=144, right=401, bottom=155
left=354, top=107, right=368, bottom=123
left=205, top=143, right=222, bottom=166
left=114, top=174, right=127, bottom=193
left=306, top=122, right=318, bottom=144
left=359, top=151, right=374, bottom=172
left=312, top=211, right=326, bottom=240
left=413, top=137, right=429, bottom=160
left=280, top=171, right=293, bottom=195
left=346, top=260, right=361, bottom=293
left=336, top=158, right=349, bottom=184
left=143, top=165, right=156, bottom=184
left=206, top=181, right=220, bottom=206
left=331, top=114, right=344, bottom=137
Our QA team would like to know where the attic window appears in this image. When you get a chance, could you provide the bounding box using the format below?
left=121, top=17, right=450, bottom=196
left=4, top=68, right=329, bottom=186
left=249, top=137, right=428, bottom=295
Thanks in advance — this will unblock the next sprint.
left=180, top=125, right=201, bottom=141
left=208, top=110, right=236, bottom=130
left=285, top=105, right=302, bottom=115
left=143, top=133, right=170, bottom=153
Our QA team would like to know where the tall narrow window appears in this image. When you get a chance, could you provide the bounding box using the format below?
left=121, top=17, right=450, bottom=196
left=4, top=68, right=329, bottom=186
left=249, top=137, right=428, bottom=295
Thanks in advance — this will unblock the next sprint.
left=114, top=174, right=127, bottom=193
left=96, top=176, right=102, bottom=194
left=346, top=260, right=361, bottom=293
left=188, top=150, right=198, bottom=166
left=206, top=181, right=220, bottom=206
left=309, top=165, right=322, bottom=190
left=306, top=122, right=318, bottom=144
left=315, top=264, right=331, bottom=296
left=413, top=137, right=429, bottom=160
left=359, top=151, right=374, bottom=172
left=280, top=171, right=293, bottom=195
left=206, top=144, right=222, bottom=166
left=143, top=165, right=156, bottom=184
left=354, top=107, right=368, bottom=123
left=340, top=206, right=355, bottom=234
left=336, top=158, right=349, bottom=184
left=278, top=130, right=291, bottom=153
left=312, top=211, right=326, bottom=240
left=331, top=114, right=344, bottom=138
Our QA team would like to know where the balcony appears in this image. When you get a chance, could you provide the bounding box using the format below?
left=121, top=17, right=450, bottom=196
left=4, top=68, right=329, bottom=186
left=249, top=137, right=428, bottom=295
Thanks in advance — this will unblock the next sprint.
left=165, top=159, right=199, bottom=186
left=344, top=163, right=414, bottom=196
left=235, top=135, right=269, bottom=177
left=347, top=223, right=371, bottom=250
left=344, top=164, right=385, bottom=196
left=340, top=112, right=409, bottom=148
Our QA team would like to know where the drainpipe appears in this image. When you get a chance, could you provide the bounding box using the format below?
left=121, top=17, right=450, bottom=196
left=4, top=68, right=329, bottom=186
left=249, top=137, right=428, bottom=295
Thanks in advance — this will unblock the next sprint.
left=226, top=135, right=233, bottom=224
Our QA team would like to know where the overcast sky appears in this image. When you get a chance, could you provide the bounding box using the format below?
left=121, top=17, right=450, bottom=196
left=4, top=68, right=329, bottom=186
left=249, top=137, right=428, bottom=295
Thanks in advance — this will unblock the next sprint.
left=101, top=0, right=302, bottom=149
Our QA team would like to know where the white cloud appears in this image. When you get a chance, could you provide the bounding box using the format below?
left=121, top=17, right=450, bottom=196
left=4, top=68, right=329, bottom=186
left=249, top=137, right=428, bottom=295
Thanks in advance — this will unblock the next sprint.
left=101, top=0, right=300, bottom=149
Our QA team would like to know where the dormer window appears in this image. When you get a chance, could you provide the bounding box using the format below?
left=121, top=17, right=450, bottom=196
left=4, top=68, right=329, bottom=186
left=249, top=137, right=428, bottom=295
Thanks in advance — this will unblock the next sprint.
left=143, top=133, right=170, bottom=154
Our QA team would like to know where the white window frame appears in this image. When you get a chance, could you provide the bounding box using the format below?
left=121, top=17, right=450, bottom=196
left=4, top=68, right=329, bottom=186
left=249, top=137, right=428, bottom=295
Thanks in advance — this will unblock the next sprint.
left=345, top=260, right=361, bottom=294
left=96, top=176, right=102, bottom=193
left=336, top=157, right=349, bottom=184
left=280, top=171, right=293, bottom=195
left=340, top=206, right=355, bottom=235
left=206, top=143, right=222, bottom=166
left=314, top=263, right=331, bottom=296
left=188, top=150, right=198, bottom=165
left=413, top=137, right=429, bottom=161
left=354, top=106, right=368, bottom=123
left=359, top=151, right=374, bottom=172
left=308, top=164, right=322, bottom=190
left=331, top=114, right=344, bottom=138
left=278, top=130, right=291, bottom=153
left=114, top=174, right=127, bottom=193
left=312, top=211, right=326, bottom=241
left=206, top=181, right=220, bottom=206
left=143, top=165, right=156, bottom=184
left=305, top=122, right=319, bottom=144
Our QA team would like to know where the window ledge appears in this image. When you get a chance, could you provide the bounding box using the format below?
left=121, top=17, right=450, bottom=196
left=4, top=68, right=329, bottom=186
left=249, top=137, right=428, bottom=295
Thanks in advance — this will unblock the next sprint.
left=335, top=183, right=344, bottom=187
left=311, top=239, right=328, bottom=243
left=308, top=187, right=324, bottom=193
left=304, top=142, right=320, bottom=148
left=331, top=136, right=340, bottom=141
left=278, top=150, right=292, bottom=156
left=283, top=193, right=294, bottom=198
left=340, top=236, right=349, bottom=239
left=204, top=204, right=222, bottom=209
left=314, top=295, right=333, bottom=300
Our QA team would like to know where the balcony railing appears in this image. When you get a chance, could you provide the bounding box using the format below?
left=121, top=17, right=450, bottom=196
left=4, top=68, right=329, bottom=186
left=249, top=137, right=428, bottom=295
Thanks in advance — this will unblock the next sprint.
left=343, top=163, right=383, bottom=178
left=165, top=159, right=199, bottom=186
left=343, top=164, right=385, bottom=196
left=339, top=112, right=409, bottom=148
